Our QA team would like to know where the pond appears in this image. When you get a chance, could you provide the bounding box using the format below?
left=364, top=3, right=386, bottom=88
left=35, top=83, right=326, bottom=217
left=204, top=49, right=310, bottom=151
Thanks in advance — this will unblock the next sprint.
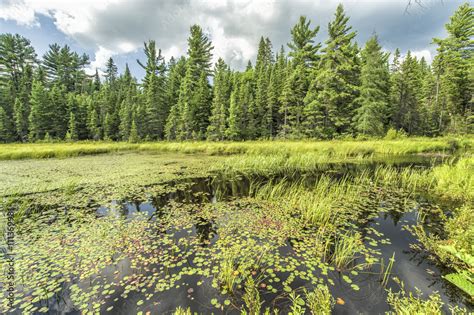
left=5, top=156, right=472, bottom=314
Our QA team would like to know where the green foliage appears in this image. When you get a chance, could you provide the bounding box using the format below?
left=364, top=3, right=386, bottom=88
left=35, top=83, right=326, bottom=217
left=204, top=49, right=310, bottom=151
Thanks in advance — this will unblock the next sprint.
left=305, top=285, right=334, bottom=315
left=0, top=4, right=472, bottom=142
left=354, top=35, right=390, bottom=136
left=387, top=279, right=444, bottom=315
left=303, top=4, right=359, bottom=138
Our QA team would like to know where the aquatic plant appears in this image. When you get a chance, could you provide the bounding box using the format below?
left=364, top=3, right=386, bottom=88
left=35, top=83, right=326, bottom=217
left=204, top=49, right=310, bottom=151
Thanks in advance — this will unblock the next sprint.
left=380, top=252, right=396, bottom=287
left=304, top=285, right=334, bottom=315
left=330, top=232, right=364, bottom=270
left=241, top=276, right=262, bottom=315
left=173, top=306, right=193, bottom=315
left=288, top=291, right=305, bottom=315
left=386, top=278, right=444, bottom=315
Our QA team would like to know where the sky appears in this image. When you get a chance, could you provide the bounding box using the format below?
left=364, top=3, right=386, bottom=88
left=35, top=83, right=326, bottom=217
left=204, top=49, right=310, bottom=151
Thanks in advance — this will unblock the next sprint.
left=0, top=0, right=466, bottom=79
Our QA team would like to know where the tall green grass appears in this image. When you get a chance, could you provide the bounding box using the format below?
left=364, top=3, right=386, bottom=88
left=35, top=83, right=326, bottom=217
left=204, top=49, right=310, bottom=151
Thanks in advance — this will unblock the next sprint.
left=0, top=137, right=469, bottom=160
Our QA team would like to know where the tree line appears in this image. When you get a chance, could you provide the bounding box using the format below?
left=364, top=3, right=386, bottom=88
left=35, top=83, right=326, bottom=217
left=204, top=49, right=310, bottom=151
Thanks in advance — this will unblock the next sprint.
left=0, top=3, right=472, bottom=143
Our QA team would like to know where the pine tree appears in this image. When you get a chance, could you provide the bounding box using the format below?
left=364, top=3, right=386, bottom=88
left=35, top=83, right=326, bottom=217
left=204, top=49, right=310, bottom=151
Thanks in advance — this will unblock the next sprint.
left=137, top=41, right=168, bottom=139
left=353, top=35, right=390, bottom=136
left=49, top=83, right=68, bottom=138
left=173, top=25, right=214, bottom=140
left=303, top=4, right=359, bottom=138
left=87, top=98, right=101, bottom=140
left=28, top=80, right=50, bottom=141
left=390, top=51, right=424, bottom=134
left=0, top=107, right=9, bottom=142
left=280, top=63, right=307, bottom=137
left=42, top=43, right=89, bottom=91
left=104, top=57, right=118, bottom=86
left=13, top=98, right=28, bottom=141
left=66, top=112, right=78, bottom=141
left=283, top=16, right=321, bottom=137
left=164, top=57, right=187, bottom=140
left=226, top=73, right=244, bottom=140
left=93, top=69, right=101, bottom=91
left=207, top=58, right=231, bottom=140
left=193, top=71, right=212, bottom=139
left=265, top=47, right=287, bottom=136
left=287, top=16, right=321, bottom=68
left=129, top=119, right=139, bottom=143
left=432, top=2, right=473, bottom=133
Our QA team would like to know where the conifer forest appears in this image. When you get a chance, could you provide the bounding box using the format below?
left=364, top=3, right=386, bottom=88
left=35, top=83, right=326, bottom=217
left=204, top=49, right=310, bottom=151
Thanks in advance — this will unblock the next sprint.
left=0, top=2, right=473, bottom=314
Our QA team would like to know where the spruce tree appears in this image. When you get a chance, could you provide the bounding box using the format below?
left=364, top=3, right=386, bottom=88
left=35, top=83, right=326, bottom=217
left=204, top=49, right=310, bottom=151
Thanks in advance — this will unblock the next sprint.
left=303, top=4, right=359, bottom=138
left=66, top=112, right=78, bottom=141
left=353, top=35, right=390, bottom=136
left=432, top=2, right=473, bottom=133
left=0, top=107, right=9, bottom=142
left=280, top=63, right=307, bottom=137
left=174, top=25, right=214, bottom=140
left=129, top=119, right=139, bottom=143
left=226, top=73, right=244, bottom=140
left=28, top=80, right=50, bottom=141
left=207, top=58, right=231, bottom=140
left=13, top=98, right=28, bottom=141
left=390, top=52, right=423, bottom=134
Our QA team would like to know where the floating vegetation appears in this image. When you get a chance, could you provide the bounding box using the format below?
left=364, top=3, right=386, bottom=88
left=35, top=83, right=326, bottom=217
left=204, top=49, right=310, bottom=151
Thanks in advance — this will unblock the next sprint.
left=0, top=143, right=472, bottom=313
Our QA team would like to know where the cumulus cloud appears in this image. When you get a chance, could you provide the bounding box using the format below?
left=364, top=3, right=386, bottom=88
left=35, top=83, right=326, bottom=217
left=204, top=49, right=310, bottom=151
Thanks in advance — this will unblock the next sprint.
left=0, top=0, right=464, bottom=70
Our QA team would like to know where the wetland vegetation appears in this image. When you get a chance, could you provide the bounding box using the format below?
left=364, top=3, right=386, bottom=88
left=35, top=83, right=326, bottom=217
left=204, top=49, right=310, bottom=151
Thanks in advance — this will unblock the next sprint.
left=0, top=1, right=473, bottom=314
left=0, top=138, right=473, bottom=314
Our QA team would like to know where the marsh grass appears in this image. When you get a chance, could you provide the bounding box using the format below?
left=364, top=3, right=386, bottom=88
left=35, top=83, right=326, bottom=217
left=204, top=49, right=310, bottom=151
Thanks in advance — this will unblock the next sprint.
left=0, top=137, right=468, bottom=161
left=252, top=176, right=362, bottom=229
left=380, top=253, right=396, bottom=287
left=330, top=232, right=364, bottom=270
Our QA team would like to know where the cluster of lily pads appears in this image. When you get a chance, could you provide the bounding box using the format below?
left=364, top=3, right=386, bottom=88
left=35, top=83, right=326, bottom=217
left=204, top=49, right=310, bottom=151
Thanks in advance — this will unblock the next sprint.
left=1, top=155, right=472, bottom=314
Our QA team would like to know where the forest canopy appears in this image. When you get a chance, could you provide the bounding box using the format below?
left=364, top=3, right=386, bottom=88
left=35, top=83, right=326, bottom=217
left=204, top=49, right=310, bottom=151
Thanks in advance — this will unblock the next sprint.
left=0, top=2, right=472, bottom=143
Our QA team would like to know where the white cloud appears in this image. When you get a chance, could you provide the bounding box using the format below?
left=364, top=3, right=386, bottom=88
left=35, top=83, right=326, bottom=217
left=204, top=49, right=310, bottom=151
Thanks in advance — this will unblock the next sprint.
left=411, top=49, right=432, bottom=63
left=87, top=45, right=115, bottom=75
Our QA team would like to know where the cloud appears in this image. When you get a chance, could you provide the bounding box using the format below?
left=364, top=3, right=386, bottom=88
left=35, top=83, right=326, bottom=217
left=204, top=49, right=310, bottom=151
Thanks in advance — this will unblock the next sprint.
left=411, top=49, right=432, bottom=63
left=0, top=0, right=464, bottom=71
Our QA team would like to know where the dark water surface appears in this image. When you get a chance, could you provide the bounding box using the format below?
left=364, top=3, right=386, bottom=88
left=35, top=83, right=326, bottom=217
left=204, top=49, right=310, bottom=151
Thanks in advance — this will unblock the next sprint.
left=28, top=156, right=472, bottom=314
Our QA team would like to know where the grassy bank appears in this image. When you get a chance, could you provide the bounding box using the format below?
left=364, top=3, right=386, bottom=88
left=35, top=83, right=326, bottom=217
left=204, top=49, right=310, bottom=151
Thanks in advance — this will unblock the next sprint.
left=0, top=137, right=471, bottom=160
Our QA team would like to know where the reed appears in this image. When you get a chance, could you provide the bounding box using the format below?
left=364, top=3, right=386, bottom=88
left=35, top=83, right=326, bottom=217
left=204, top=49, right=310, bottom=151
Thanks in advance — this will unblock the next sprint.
left=0, top=137, right=468, bottom=161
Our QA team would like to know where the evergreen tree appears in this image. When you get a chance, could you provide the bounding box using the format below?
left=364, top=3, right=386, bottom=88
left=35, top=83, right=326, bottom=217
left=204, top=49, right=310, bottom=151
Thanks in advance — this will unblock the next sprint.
left=390, top=51, right=424, bottom=134
left=0, top=107, right=9, bottom=142
left=129, top=119, right=139, bottom=143
left=14, top=97, right=28, bottom=141
left=174, top=25, right=214, bottom=139
left=93, top=69, right=101, bottom=91
left=28, top=80, right=50, bottom=141
left=280, top=63, right=307, bottom=137
left=353, top=35, right=390, bottom=136
left=164, top=57, right=187, bottom=140
left=66, top=112, right=78, bottom=141
left=193, top=71, right=212, bottom=139
left=265, top=47, right=287, bottom=137
left=283, top=16, right=320, bottom=137
left=42, top=43, right=89, bottom=91
left=207, top=58, right=231, bottom=140
left=49, top=83, right=68, bottom=138
left=303, top=4, right=360, bottom=138
left=287, top=16, right=321, bottom=68
left=432, top=2, right=473, bottom=133
left=226, top=73, right=244, bottom=140
left=104, top=57, right=118, bottom=86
